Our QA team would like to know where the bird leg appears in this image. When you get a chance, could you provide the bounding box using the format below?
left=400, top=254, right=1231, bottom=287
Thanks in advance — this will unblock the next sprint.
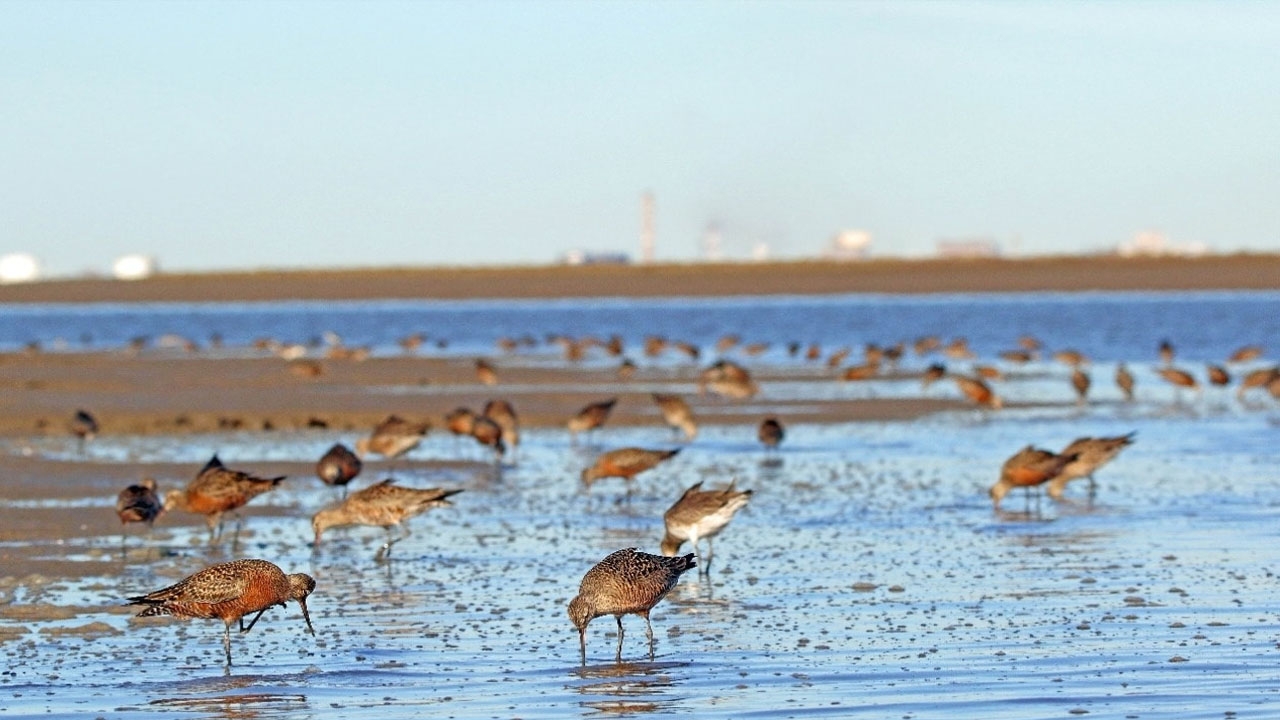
left=642, top=611, right=655, bottom=661
left=614, top=615, right=625, bottom=662
left=375, top=524, right=409, bottom=562
left=222, top=622, right=234, bottom=667
left=704, top=537, right=715, bottom=576
left=240, top=608, right=270, bottom=634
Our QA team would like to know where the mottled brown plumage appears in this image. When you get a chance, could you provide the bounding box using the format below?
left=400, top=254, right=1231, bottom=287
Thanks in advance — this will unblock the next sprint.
left=1115, top=363, right=1136, bottom=402
left=1047, top=432, right=1135, bottom=500
left=164, top=455, right=285, bottom=541
left=312, top=479, right=462, bottom=560
left=356, top=414, right=430, bottom=460
left=652, top=393, right=698, bottom=441
left=954, top=375, right=1002, bottom=409
left=127, top=558, right=315, bottom=667
left=316, top=443, right=362, bottom=495
left=475, top=358, right=498, bottom=386
left=990, top=445, right=1076, bottom=509
left=660, top=480, right=752, bottom=576
left=921, top=363, right=946, bottom=389
left=567, top=547, right=696, bottom=662
left=482, top=399, right=520, bottom=453
left=581, top=447, right=680, bottom=490
left=1071, top=368, right=1091, bottom=405
left=470, top=415, right=506, bottom=461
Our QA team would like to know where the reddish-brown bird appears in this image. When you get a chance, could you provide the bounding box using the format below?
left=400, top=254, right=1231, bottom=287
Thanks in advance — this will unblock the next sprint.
left=482, top=399, right=520, bottom=455
left=316, top=443, right=362, bottom=496
left=581, top=447, right=680, bottom=491
left=312, top=479, right=463, bottom=560
left=475, top=358, right=498, bottom=386
left=470, top=415, right=506, bottom=461
left=127, top=558, right=315, bottom=667
left=164, top=455, right=285, bottom=542
left=1115, top=363, right=1136, bottom=402
left=990, top=445, right=1076, bottom=510
left=954, top=375, right=1003, bottom=409
left=568, top=547, right=696, bottom=662
left=757, top=417, right=785, bottom=451
left=1071, top=368, right=1091, bottom=406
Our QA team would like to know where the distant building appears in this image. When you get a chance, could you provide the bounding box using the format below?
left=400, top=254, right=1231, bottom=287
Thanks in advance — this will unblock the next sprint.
left=824, top=230, right=871, bottom=260
left=936, top=238, right=1000, bottom=258
left=560, top=249, right=630, bottom=266
left=0, top=253, right=41, bottom=283
left=1118, top=231, right=1208, bottom=258
left=112, top=254, right=157, bottom=280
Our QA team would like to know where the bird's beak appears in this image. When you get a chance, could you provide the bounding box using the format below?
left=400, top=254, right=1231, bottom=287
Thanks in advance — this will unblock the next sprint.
left=299, top=598, right=316, bottom=636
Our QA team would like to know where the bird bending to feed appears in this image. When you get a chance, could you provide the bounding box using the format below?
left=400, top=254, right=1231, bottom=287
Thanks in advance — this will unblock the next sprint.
left=954, top=375, right=1002, bottom=409
left=567, top=397, right=618, bottom=445
left=127, top=558, right=315, bottom=667
left=990, top=445, right=1077, bottom=510
left=1157, top=367, right=1199, bottom=400
left=315, top=443, right=362, bottom=496
left=312, top=479, right=463, bottom=560
left=757, top=417, right=785, bottom=450
left=469, top=415, right=506, bottom=461
left=660, top=480, right=752, bottom=576
left=567, top=547, right=696, bottom=663
left=164, top=454, right=285, bottom=542
left=581, top=447, right=680, bottom=492
left=482, top=399, right=520, bottom=454
left=355, top=414, right=430, bottom=460
left=652, top=393, right=698, bottom=441
left=1047, top=433, right=1135, bottom=501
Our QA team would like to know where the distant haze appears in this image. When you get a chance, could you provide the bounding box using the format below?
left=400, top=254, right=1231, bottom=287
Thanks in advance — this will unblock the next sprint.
left=2, top=1, right=1277, bottom=277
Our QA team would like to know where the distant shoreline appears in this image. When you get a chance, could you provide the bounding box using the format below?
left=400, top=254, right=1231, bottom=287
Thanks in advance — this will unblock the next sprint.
left=1, top=254, right=1278, bottom=303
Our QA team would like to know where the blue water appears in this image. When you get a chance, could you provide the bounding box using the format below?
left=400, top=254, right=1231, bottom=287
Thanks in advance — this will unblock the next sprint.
left=1, top=291, right=1280, bottom=719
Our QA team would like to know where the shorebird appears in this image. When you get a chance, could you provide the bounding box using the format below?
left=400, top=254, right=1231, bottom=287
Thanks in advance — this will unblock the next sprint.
left=826, top=346, right=852, bottom=368
left=652, top=393, right=698, bottom=441
left=482, top=399, right=520, bottom=455
left=568, top=397, right=617, bottom=446
left=315, top=443, right=362, bottom=496
left=1053, top=349, right=1088, bottom=367
left=581, top=447, right=680, bottom=493
left=616, top=358, right=638, bottom=381
left=1237, top=366, right=1279, bottom=400
left=312, top=479, right=463, bottom=560
left=1115, top=363, right=1136, bottom=402
left=445, top=406, right=478, bottom=440
left=943, top=337, right=975, bottom=360
left=699, top=359, right=759, bottom=399
left=953, top=374, right=1002, bottom=409
left=1229, top=345, right=1263, bottom=363
left=715, top=334, right=740, bottom=354
left=921, top=363, right=946, bottom=389
left=69, top=409, right=99, bottom=451
left=1047, top=432, right=1136, bottom=501
left=840, top=362, right=879, bottom=381
left=567, top=547, right=696, bottom=663
left=475, top=358, right=498, bottom=386
left=999, top=350, right=1035, bottom=364
left=1207, top=364, right=1231, bottom=387
left=1070, top=368, right=1091, bottom=406
left=165, top=455, right=285, bottom=542
left=990, top=445, right=1076, bottom=511
left=1159, top=339, right=1175, bottom=365
left=356, top=415, right=430, bottom=460
left=660, top=480, right=752, bottom=576
left=116, top=477, right=163, bottom=540
left=470, top=415, right=506, bottom=462
left=757, top=417, right=785, bottom=451
left=127, top=558, right=315, bottom=667
left=914, top=336, right=941, bottom=356
left=1157, top=366, right=1199, bottom=402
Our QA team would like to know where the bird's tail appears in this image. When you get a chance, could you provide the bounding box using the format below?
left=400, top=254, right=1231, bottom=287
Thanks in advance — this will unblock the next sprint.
left=673, top=552, right=696, bottom=574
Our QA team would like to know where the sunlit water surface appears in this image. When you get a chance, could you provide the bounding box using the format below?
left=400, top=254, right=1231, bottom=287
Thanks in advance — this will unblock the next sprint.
left=2, top=292, right=1280, bottom=719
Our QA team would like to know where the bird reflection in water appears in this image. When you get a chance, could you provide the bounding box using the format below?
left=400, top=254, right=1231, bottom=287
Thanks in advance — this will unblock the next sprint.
left=572, top=660, right=688, bottom=717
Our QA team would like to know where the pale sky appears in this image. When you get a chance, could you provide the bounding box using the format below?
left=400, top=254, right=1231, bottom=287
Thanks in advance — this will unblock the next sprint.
left=2, top=1, right=1278, bottom=276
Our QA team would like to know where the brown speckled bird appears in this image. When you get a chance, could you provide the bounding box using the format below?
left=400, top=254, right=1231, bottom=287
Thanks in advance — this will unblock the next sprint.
left=1047, top=433, right=1135, bottom=501
left=482, top=399, right=520, bottom=456
left=312, top=479, right=462, bottom=560
left=356, top=414, right=430, bottom=460
left=954, top=375, right=1002, bottom=409
left=581, top=447, right=680, bottom=492
left=1115, top=363, right=1136, bottom=402
left=315, top=443, right=362, bottom=496
left=116, top=477, right=163, bottom=529
left=69, top=408, right=99, bottom=451
left=164, top=455, right=285, bottom=542
left=990, top=445, right=1077, bottom=510
left=567, top=397, right=617, bottom=445
left=660, top=480, right=752, bottom=576
left=127, top=558, right=315, bottom=667
left=567, top=547, right=696, bottom=662
left=652, top=393, right=698, bottom=441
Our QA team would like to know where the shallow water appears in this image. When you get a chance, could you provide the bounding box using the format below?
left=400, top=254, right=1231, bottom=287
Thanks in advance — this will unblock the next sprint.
left=3, top=292, right=1280, bottom=718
